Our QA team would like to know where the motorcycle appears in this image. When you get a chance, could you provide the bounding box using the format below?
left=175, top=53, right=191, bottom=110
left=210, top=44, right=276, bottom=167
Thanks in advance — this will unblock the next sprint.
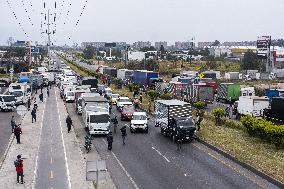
left=84, top=135, right=92, bottom=153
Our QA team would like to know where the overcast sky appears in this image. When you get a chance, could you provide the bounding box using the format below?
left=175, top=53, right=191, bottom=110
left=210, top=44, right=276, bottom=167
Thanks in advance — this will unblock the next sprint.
left=0, top=0, right=283, bottom=46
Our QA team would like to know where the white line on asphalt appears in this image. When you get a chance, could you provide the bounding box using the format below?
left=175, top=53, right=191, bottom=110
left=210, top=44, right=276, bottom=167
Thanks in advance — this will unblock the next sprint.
left=55, top=90, right=72, bottom=189
left=102, top=139, right=139, bottom=189
left=32, top=95, right=47, bottom=189
left=151, top=147, right=170, bottom=163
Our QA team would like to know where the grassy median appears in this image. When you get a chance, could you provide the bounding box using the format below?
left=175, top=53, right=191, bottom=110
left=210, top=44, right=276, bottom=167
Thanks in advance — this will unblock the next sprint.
left=198, top=113, right=284, bottom=183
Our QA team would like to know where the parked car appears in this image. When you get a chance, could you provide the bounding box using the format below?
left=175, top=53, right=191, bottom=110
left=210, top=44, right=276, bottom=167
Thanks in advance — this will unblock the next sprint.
left=110, top=94, right=120, bottom=105
left=116, top=97, right=132, bottom=112
left=130, top=112, right=149, bottom=133
left=121, top=105, right=135, bottom=121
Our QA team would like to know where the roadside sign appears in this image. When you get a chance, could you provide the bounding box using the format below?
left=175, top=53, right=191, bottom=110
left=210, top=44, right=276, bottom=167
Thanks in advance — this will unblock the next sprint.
left=9, top=68, right=14, bottom=73
left=198, top=73, right=204, bottom=78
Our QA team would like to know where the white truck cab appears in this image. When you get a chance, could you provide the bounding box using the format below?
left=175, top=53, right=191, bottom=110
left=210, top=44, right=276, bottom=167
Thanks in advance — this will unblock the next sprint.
left=9, top=83, right=30, bottom=105
left=0, top=95, right=16, bottom=111
left=130, top=112, right=149, bottom=133
left=117, top=97, right=132, bottom=110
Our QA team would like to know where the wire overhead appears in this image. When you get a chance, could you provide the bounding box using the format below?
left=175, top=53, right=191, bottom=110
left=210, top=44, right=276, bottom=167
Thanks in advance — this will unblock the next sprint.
left=6, top=0, right=29, bottom=38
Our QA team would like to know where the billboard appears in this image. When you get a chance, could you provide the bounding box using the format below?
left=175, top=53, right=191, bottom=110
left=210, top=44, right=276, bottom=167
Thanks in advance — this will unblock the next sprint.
left=257, top=36, right=271, bottom=59
left=105, top=43, right=116, bottom=48
left=31, top=46, right=39, bottom=53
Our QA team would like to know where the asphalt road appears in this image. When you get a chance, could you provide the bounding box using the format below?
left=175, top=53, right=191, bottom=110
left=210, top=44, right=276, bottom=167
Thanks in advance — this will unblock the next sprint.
left=65, top=102, right=280, bottom=189
left=35, top=88, right=69, bottom=189
left=63, top=55, right=280, bottom=189
left=0, top=87, right=19, bottom=160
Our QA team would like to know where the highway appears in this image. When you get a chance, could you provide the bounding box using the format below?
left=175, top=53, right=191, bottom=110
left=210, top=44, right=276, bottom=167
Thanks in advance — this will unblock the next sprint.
left=65, top=102, right=279, bottom=189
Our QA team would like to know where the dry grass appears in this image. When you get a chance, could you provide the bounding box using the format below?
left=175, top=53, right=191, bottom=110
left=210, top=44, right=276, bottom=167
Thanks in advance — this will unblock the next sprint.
left=198, top=114, right=284, bottom=183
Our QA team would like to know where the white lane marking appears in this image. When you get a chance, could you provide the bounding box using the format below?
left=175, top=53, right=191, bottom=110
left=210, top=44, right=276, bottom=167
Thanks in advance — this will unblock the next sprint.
left=55, top=89, right=72, bottom=189
left=102, top=139, right=139, bottom=189
left=152, top=147, right=170, bottom=163
left=32, top=94, right=47, bottom=189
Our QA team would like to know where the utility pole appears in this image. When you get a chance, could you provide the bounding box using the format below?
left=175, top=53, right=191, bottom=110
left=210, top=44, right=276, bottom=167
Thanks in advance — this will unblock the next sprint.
left=47, top=9, right=51, bottom=58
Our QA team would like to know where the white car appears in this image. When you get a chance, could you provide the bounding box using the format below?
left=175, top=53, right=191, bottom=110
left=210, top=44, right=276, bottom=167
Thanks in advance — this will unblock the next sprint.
left=130, top=112, right=149, bottom=133
left=104, top=88, right=112, bottom=98
left=116, top=97, right=132, bottom=111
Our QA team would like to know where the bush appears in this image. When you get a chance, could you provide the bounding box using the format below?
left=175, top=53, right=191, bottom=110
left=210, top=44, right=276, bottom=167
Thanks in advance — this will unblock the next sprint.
left=193, top=101, right=206, bottom=110
left=240, top=115, right=284, bottom=148
left=160, top=93, right=172, bottom=100
left=212, top=108, right=225, bottom=125
left=147, top=90, right=157, bottom=99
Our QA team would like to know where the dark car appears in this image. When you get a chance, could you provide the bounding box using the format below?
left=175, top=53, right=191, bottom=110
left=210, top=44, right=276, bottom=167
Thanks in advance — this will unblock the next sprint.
left=121, top=105, right=135, bottom=121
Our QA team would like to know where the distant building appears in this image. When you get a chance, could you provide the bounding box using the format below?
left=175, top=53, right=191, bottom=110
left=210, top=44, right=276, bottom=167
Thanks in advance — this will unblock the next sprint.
left=128, top=51, right=146, bottom=61
left=155, top=41, right=167, bottom=50
left=132, top=41, right=151, bottom=50
left=81, top=42, right=127, bottom=49
left=175, top=42, right=191, bottom=50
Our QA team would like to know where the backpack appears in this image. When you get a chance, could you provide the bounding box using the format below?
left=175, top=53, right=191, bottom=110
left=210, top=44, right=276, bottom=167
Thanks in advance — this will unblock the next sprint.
left=14, top=160, right=20, bottom=167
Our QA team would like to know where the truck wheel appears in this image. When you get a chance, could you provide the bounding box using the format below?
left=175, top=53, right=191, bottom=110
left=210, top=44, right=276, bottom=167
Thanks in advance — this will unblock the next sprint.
left=130, top=128, right=134, bottom=133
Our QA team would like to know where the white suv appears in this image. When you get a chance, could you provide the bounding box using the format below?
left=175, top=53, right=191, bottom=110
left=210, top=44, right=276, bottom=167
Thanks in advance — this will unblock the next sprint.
left=116, top=97, right=132, bottom=111
left=130, top=112, right=149, bottom=133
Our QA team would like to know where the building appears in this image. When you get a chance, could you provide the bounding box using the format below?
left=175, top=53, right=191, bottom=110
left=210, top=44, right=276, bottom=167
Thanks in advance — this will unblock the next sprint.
left=81, top=42, right=127, bottom=49
left=175, top=42, right=192, bottom=50
left=132, top=41, right=151, bottom=50
left=128, top=51, right=146, bottom=61
left=155, top=41, right=167, bottom=50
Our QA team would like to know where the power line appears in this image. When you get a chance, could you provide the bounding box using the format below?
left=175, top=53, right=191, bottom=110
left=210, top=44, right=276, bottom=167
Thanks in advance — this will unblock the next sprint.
left=20, top=0, right=34, bottom=26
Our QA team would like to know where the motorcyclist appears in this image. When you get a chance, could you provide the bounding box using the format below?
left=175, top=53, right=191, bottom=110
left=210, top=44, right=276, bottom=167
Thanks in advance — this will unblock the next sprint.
left=120, top=125, right=127, bottom=145
left=107, top=132, right=114, bottom=150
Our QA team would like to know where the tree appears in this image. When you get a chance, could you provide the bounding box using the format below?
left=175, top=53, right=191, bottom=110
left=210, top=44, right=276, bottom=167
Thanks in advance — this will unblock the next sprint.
left=241, top=50, right=260, bottom=70
left=212, top=108, right=225, bottom=126
left=212, top=40, right=220, bottom=46
left=83, top=46, right=95, bottom=59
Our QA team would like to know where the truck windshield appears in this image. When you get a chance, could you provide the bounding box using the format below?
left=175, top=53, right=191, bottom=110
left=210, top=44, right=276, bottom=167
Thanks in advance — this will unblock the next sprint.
left=90, top=114, right=109, bottom=123
left=112, top=94, right=119, bottom=98
left=2, top=96, right=16, bottom=102
left=132, top=115, right=147, bottom=120
left=119, top=99, right=130, bottom=102
left=11, top=91, right=23, bottom=97
left=177, top=119, right=194, bottom=127
left=67, top=92, right=74, bottom=96
left=12, top=85, right=21, bottom=89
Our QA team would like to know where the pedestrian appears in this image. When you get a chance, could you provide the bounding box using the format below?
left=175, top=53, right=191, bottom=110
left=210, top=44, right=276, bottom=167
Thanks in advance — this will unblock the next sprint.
left=11, top=116, right=16, bottom=133
left=120, top=125, right=127, bottom=145
left=35, top=86, right=38, bottom=94
left=47, top=88, right=50, bottom=97
left=40, top=85, right=43, bottom=93
left=66, top=115, right=72, bottom=133
left=34, top=98, right=38, bottom=110
left=31, top=108, right=36, bottom=123
left=27, top=98, right=31, bottom=111
left=139, top=94, right=143, bottom=103
left=39, top=93, right=43, bottom=102
left=107, top=132, right=113, bottom=150
left=14, top=125, right=22, bottom=144
left=112, top=116, right=118, bottom=133
left=14, top=155, right=24, bottom=184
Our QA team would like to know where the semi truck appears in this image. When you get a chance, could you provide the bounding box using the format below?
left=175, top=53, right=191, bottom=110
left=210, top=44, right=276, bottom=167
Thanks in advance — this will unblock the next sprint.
left=265, top=97, right=284, bottom=123
left=9, top=83, right=31, bottom=105
left=236, top=96, right=269, bottom=119
left=186, top=83, right=214, bottom=103
left=265, top=89, right=284, bottom=101
left=154, top=100, right=196, bottom=142
left=216, top=83, right=241, bottom=103
left=81, top=77, right=98, bottom=89
left=82, top=96, right=110, bottom=135
left=117, top=69, right=134, bottom=80
left=133, top=70, right=159, bottom=86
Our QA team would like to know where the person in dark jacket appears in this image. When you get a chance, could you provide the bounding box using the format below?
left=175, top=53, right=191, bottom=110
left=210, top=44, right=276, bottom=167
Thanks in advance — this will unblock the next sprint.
left=15, top=155, right=24, bottom=184
left=14, top=125, right=22, bottom=144
left=120, top=125, right=127, bottom=145
left=139, top=94, right=143, bottom=103
left=31, top=108, right=36, bottom=123
left=40, top=85, right=43, bottom=93
left=66, top=115, right=72, bottom=133
left=11, top=116, right=16, bottom=133
left=39, top=93, right=43, bottom=102
left=107, top=132, right=113, bottom=150
left=27, top=98, right=31, bottom=111
left=47, top=88, right=50, bottom=97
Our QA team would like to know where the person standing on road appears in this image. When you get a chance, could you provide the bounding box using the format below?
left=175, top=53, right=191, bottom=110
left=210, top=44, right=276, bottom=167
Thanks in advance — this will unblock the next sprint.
left=47, top=88, right=50, bottom=97
left=120, top=125, right=127, bottom=145
left=107, top=132, right=113, bottom=150
left=66, top=115, right=72, bottom=133
left=34, top=98, right=38, bottom=110
left=14, top=125, right=22, bottom=144
left=27, top=97, right=31, bottom=111
left=39, top=93, right=43, bottom=102
left=11, top=116, right=16, bottom=133
left=14, top=155, right=24, bottom=184
left=40, top=85, right=43, bottom=93
left=112, top=116, right=118, bottom=133
left=31, top=108, right=36, bottom=123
